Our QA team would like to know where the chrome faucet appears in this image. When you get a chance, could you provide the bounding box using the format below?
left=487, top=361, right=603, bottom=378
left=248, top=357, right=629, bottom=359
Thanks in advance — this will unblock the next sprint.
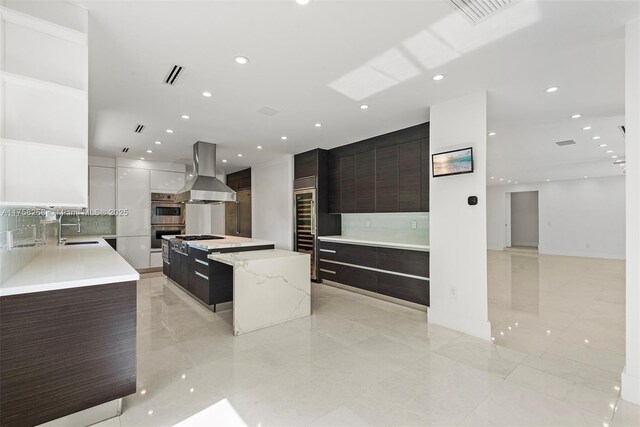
left=57, top=213, right=81, bottom=245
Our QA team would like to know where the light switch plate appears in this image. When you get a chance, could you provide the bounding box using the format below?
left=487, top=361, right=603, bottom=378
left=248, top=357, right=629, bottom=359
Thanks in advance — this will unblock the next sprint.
left=411, top=220, right=417, bottom=229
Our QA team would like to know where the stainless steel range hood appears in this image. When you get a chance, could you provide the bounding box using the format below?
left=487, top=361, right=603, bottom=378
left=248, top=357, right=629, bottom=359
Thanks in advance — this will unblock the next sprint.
left=176, top=141, right=236, bottom=204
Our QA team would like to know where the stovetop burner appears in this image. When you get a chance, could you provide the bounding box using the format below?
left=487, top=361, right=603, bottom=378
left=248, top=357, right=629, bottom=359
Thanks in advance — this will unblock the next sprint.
left=175, top=235, right=225, bottom=241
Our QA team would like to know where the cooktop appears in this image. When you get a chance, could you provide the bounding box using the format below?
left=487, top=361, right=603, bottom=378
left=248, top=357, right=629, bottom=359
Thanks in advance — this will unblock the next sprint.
left=175, top=235, right=225, bottom=241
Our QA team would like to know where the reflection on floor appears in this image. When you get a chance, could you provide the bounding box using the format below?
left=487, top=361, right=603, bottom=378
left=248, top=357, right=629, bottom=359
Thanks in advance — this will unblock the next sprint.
left=94, top=251, right=639, bottom=427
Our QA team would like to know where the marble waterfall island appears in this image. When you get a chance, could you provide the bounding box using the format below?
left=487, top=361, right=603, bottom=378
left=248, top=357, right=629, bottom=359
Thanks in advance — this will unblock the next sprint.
left=207, top=250, right=310, bottom=335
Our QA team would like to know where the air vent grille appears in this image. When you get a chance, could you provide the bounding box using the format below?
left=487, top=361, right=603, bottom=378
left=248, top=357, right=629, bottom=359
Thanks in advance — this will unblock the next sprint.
left=164, top=65, right=183, bottom=85
left=134, top=124, right=144, bottom=133
left=613, top=159, right=626, bottom=165
left=555, top=140, right=576, bottom=147
left=619, top=125, right=626, bottom=135
left=449, top=0, right=515, bottom=23
left=257, top=106, right=280, bottom=116
left=122, top=147, right=130, bottom=153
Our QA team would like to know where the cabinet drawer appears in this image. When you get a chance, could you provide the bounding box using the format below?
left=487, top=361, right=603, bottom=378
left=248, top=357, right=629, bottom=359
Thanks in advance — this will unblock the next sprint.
left=193, top=257, right=210, bottom=276
left=319, top=261, right=377, bottom=293
left=377, top=272, right=429, bottom=306
left=190, top=246, right=210, bottom=262
left=377, top=247, right=429, bottom=278
left=191, top=272, right=212, bottom=305
left=318, top=241, right=377, bottom=268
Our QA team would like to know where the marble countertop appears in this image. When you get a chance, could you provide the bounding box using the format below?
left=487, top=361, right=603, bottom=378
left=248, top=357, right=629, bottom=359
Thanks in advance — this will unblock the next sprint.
left=318, top=236, right=430, bottom=252
left=163, top=234, right=274, bottom=250
left=0, top=236, right=140, bottom=297
left=208, top=249, right=306, bottom=266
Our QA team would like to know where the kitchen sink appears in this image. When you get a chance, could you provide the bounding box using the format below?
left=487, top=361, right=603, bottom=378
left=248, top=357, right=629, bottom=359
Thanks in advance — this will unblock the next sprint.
left=65, top=241, right=99, bottom=246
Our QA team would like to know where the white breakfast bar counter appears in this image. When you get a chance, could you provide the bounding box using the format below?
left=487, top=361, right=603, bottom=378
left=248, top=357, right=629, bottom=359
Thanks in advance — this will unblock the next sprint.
left=208, top=249, right=311, bottom=336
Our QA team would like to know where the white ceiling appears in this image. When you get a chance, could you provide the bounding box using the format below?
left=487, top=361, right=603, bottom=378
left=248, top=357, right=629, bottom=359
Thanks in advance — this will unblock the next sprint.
left=82, top=0, right=638, bottom=181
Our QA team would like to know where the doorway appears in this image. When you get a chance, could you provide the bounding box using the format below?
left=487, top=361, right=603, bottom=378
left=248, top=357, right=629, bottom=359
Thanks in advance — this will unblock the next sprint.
left=507, top=191, right=539, bottom=250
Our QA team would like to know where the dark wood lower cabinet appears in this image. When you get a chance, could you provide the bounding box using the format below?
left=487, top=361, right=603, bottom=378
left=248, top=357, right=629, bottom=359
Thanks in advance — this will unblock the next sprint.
left=0, top=282, right=137, bottom=427
left=377, top=272, right=429, bottom=306
left=318, top=240, right=430, bottom=306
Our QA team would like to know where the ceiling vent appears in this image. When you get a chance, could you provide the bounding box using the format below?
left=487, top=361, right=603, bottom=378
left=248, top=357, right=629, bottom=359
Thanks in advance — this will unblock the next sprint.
left=619, top=125, right=626, bottom=136
left=134, top=124, right=144, bottom=133
left=449, top=0, right=515, bottom=24
left=164, top=64, right=183, bottom=85
left=613, top=159, right=626, bottom=165
left=257, top=106, right=280, bottom=116
left=555, top=140, right=576, bottom=147
left=122, top=147, right=130, bottom=153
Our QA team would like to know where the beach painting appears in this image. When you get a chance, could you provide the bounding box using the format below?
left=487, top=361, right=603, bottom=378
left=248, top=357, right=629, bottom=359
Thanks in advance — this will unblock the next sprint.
left=432, top=147, right=474, bottom=177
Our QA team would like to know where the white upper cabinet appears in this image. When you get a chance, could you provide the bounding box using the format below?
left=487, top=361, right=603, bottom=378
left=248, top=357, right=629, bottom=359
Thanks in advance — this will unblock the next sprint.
left=0, top=5, right=88, bottom=207
left=116, top=168, right=150, bottom=237
left=150, top=170, right=186, bottom=193
left=89, top=166, right=116, bottom=212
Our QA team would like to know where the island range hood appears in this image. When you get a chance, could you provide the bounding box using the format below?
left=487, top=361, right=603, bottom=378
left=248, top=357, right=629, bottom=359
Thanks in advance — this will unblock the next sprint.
left=176, top=141, right=236, bottom=204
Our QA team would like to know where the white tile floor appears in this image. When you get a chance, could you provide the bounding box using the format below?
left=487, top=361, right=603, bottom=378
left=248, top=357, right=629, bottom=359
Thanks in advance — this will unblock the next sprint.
left=96, top=251, right=639, bottom=427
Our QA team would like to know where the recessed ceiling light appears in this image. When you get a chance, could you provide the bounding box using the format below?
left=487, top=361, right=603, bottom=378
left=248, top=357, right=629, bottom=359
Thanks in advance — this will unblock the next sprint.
left=606, top=150, right=613, bottom=153
left=488, top=132, right=496, bottom=136
left=584, top=176, right=589, bottom=179
left=599, top=144, right=607, bottom=147
left=360, top=104, right=369, bottom=110
left=571, top=114, right=582, bottom=119
left=155, top=141, right=162, bottom=145
left=545, top=86, right=559, bottom=93
left=612, top=155, right=618, bottom=158
left=314, top=123, right=322, bottom=127
left=234, top=56, right=249, bottom=64
left=237, top=154, right=243, bottom=157
left=546, top=179, right=550, bottom=182
left=514, top=182, right=519, bottom=184
left=166, top=129, right=173, bottom=133
left=181, top=115, right=190, bottom=119
left=499, top=178, right=503, bottom=181
left=296, top=0, right=311, bottom=5
left=140, top=157, right=145, bottom=160
left=146, top=150, right=152, bottom=153
left=257, top=146, right=262, bottom=149
left=583, top=126, right=592, bottom=130
left=490, top=177, right=495, bottom=179
left=188, top=174, right=193, bottom=177
left=433, top=74, right=445, bottom=81
left=593, top=136, right=601, bottom=140
left=507, top=180, right=512, bottom=183
left=281, top=136, right=287, bottom=140
left=202, top=91, right=212, bottom=97
left=222, top=159, right=227, bottom=163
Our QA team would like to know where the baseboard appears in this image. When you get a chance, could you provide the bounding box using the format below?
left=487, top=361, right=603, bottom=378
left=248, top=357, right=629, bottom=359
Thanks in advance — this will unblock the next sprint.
left=38, top=398, right=121, bottom=427
left=428, top=308, right=492, bottom=341
left=539, top=249, right=625, bottom=260
left=621, top=369, right=640, bottom=405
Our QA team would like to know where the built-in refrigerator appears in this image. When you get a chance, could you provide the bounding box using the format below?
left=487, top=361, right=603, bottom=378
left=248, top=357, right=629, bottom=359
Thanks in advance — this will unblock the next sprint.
left=225, top=189, right=252, bottom=237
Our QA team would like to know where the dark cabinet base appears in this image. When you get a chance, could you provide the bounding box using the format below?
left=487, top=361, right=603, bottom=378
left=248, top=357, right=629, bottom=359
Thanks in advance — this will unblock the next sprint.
left=0, top=282, right=137, bottom=427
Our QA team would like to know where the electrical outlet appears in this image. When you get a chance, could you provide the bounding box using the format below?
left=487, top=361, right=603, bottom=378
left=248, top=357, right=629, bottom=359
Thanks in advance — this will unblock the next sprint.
left=450, top=287, right=457, bottom=299
left=411, top=220, right=417, bottom=230
left=365, top=219, right=371, bottom=228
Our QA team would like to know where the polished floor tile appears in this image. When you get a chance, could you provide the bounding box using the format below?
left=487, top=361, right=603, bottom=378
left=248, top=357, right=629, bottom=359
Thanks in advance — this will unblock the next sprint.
left=101, top=251, right=638, bottom=427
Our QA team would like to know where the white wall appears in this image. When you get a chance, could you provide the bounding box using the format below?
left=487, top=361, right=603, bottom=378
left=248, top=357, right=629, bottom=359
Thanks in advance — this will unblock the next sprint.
left=251, top=155, right=293, bottom=250
left=429, top=91, right=491, bottom=341
left=510, top=191, right=539, bottom=247
left=487, top=176, right=625, bottom=260
left=623, top=17, right=640, bottom=405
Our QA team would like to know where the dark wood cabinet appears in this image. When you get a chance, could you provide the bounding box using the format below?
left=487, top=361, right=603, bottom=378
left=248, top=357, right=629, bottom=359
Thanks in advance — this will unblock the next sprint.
left=398, top=140, right=422, bottom=212
left=377, top=272, right=429, bottom=306
left=340, top=155, right=356, bottom=213
left=294, top=150, right=319, bottom=179
left=326, top=122, right=429, bottom=214
left=328, top=156, right=341, bottom=214
left=318, top=240, right=429, bottom=306
left=375, top=145, right=399, bottom=212
left=377, top=247, right=429, bottom=278
left=226, top=168, right=251, bottom=191
left=355, top=150, right=375, bottom=212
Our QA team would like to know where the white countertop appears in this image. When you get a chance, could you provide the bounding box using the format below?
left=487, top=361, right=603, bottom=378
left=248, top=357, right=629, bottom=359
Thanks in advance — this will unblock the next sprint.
left=318, top=236, right=430, bottom=252
left=1, top=237, right=140, bottom=297
left=208, top=249, right=306, bottom=266
left=163, top=234, right=274, bottom=250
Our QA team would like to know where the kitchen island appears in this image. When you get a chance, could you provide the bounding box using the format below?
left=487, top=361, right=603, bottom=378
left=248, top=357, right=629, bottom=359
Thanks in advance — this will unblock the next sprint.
left=208, top=249, right=311, bottom=335
left=162, top=235, right=275, bottom=310
left=0, top=237, right=139, bottom=427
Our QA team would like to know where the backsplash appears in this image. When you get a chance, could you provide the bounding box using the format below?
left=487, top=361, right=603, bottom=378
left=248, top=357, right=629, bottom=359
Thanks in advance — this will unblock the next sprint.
left=61, top=215, right=116, bottom=237
left=0, top=214, right=44, bottom=284
left=341, top=212, right=429, bottom=245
